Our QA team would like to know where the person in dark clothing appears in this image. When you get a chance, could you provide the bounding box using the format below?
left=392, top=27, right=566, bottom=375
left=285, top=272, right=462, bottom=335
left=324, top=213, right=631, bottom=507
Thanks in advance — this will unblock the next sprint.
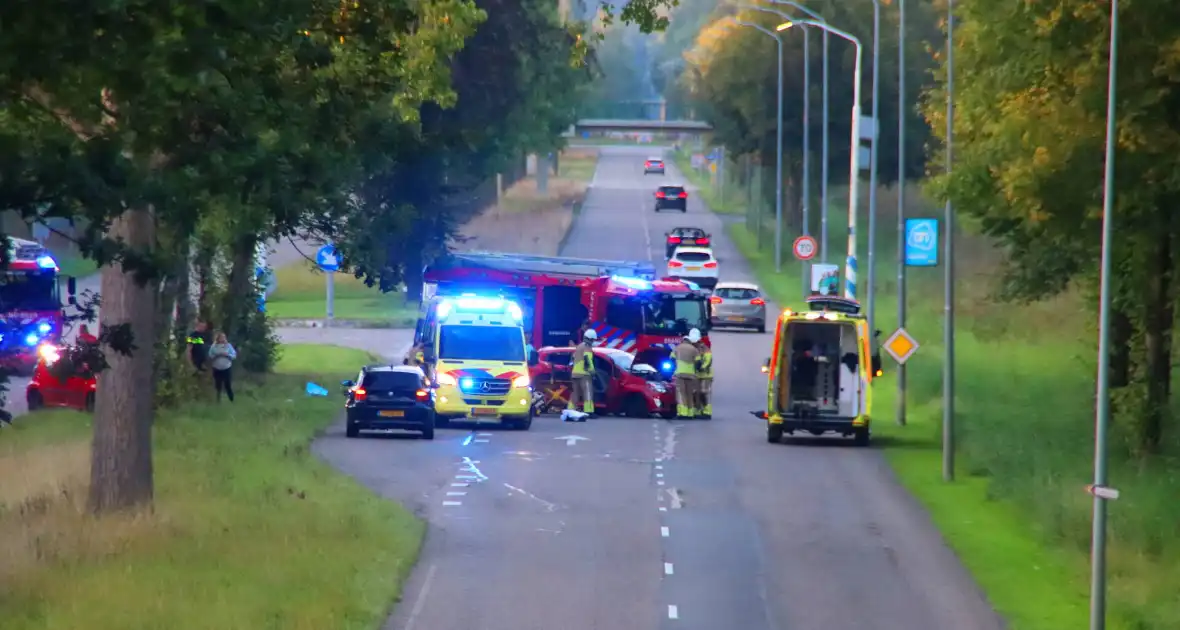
left=187, top=321, right=212, bottom=372
left=790, top=339, right=819, bottom=400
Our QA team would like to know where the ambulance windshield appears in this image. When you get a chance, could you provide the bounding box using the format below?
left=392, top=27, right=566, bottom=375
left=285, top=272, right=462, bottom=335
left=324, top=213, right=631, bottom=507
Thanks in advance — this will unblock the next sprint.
left=438, top=325, right=526, bottom=362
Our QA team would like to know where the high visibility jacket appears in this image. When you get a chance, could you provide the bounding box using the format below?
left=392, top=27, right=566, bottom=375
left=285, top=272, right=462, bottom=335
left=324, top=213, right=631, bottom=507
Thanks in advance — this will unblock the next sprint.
left=697, top=348, right=713, bottom=379
left=673, top=340, right=699, bottom=377
left=571, top=342, right=595, bottom=376
left=186, top=335, right=206, bottom=345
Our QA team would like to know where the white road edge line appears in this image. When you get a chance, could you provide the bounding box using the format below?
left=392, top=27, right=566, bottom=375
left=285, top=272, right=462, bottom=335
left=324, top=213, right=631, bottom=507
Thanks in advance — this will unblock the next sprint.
left=668, top=604, right=679, bottom=620
left=664, top=562, right=674, bottom=575
left=661, top=526, right=670, bottom=537
left=402, top=562, right=438, bottom=630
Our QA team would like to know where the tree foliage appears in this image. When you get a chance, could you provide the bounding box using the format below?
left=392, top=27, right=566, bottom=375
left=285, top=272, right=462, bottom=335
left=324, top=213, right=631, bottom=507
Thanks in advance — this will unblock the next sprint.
left=923, top=0, right=1180, bottom=454
left=0, top=0, right=617, bottom=513
left=677, top=0, right=940, bottom=186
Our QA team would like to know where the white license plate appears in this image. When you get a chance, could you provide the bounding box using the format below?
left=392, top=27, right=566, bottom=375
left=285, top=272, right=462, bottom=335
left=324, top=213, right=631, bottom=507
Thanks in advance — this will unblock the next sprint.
left=686, top=266, right=701, bottom=271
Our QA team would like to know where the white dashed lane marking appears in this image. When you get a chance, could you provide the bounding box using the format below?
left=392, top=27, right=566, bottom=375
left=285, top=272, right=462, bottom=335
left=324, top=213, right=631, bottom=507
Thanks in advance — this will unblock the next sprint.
left=668, top=605, right=680, bottom=620
left=664, top=562, right=674, bottom=576
left=661, top=526, right=670, bottom=537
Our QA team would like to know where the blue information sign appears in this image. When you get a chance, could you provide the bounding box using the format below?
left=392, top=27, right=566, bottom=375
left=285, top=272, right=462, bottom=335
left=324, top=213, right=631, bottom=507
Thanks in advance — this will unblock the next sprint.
left=904, top=218, right=939, bottom=267
left=316, top=244, right=340, bottom=272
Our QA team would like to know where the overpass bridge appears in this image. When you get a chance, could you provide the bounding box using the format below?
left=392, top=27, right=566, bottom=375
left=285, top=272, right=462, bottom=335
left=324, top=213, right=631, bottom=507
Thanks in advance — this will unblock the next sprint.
left=573, top=99, right=712, bottom=135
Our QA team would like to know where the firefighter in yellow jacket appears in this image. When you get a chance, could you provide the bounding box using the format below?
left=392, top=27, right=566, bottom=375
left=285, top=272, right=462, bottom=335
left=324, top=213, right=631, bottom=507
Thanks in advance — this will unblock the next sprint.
left=568, top=328, right=598, bottom=416
left=673, top=329, right=702, bottom=419
left=694, top=337, right=713, bottom=419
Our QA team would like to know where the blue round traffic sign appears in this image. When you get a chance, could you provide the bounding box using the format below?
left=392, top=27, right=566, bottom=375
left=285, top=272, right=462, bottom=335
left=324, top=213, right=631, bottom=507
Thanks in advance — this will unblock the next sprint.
left=316, top=244, right=340, bottom=272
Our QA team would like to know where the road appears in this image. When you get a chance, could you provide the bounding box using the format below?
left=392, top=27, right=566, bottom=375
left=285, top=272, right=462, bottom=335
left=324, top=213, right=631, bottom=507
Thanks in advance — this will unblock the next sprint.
left=309, top=145, right=1005, bottom=630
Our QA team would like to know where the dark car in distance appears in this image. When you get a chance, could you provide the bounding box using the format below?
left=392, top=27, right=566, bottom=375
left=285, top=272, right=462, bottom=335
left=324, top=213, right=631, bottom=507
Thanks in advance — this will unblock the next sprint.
left=654, top=185, right=688, bottom=213
left=342, top=365, right=435, bottom=439
left=665, top=227, right=710, bottom=260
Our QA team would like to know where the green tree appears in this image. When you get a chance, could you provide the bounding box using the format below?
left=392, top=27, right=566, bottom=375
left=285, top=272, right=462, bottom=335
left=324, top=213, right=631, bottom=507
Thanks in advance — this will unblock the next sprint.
left=0, top=0, right=480, bottom=513
left=923, top=0, right=1180, bottom=454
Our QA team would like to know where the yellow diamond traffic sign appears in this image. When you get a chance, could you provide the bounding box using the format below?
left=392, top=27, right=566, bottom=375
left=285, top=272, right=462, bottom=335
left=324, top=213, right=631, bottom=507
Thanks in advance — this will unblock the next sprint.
left=883, top=327, right=919, bottom=364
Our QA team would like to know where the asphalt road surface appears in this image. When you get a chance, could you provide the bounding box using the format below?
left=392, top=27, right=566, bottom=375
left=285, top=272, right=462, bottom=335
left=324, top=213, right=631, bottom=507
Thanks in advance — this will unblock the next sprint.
left=314, top=145, right=1005, bottom=630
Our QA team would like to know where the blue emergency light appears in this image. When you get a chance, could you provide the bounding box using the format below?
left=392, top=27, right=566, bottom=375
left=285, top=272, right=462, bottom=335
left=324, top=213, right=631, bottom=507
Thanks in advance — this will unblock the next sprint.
left=611, top=275, right=651, bottom=291
left=660, top=360, right=675, bottom=374
left=437, top=296, right=523, bottom=322
left=36, top=255, right=57, bottom=269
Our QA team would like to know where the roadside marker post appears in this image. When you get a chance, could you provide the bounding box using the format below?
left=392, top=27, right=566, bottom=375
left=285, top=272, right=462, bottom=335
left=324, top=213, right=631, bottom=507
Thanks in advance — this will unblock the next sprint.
left=316, top=244, right=340, bottom=326
left=793, top=235, right=818, bottom=299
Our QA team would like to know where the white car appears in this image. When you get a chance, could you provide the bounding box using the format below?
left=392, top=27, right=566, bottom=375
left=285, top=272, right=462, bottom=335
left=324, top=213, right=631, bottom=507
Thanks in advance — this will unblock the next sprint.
left=666, top=246, right=718, bottom=290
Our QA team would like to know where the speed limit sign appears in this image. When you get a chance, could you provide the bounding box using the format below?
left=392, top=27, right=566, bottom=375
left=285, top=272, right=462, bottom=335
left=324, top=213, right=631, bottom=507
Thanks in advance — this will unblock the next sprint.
left=792, top=235, right=818, bottom=261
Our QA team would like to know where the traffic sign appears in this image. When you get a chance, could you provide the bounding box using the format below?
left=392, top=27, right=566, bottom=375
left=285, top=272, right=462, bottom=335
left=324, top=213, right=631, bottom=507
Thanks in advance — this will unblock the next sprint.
left=904, top=218, right=939, bottom=267
left=316, top=244, right=340, bottom=272
left=792, top=235, right=818, bottom=261
left=883, top=327, right=920, bottom=364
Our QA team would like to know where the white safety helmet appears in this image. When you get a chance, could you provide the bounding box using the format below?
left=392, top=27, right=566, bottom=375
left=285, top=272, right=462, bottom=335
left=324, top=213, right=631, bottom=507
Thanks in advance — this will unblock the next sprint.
left=583, top=329, right=598, bottom=341
left=687, top=328, right=702, bottom=343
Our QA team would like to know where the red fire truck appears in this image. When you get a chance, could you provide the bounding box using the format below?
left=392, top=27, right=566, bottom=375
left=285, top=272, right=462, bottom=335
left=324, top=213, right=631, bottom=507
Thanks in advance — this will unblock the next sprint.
left=1, top=237, right=75, bottom=375
left=420, top=252, right=712, bottom=372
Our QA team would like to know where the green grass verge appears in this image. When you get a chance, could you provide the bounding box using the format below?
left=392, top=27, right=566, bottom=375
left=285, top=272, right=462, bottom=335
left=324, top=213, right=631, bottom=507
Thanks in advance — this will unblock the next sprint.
left=266, top=262, right=418, bottom=326
left=714, top=168, right=1177, bottom=628
left=0, top=343, right=424, bottom=630
left=671, top=150, right=748, bottom=215
left=55, top=255, right=98, bottom=279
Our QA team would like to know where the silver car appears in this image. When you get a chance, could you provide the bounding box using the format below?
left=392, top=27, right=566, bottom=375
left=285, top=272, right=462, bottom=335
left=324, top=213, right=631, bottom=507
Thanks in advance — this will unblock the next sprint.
left=709, top=282, right=768, bottom=332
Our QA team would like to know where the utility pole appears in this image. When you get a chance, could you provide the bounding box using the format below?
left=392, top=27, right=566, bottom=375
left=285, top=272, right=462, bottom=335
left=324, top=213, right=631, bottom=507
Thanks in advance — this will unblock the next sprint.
left=942, top=0, right=956, bottom=482
left=896, top=0, right=907, bottom=426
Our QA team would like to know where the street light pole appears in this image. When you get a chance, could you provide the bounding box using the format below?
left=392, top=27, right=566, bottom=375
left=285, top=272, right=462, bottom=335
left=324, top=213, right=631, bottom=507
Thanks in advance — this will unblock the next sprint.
left=1090, top=3, right=1120, bottom=627
left=779, top=18, right=862, bottom=301
left=766, top=1, right=830, bottom=266
left=896, top=0, right=908, bottom=426
left=867, top=0, right=881, bottom=331
left=736, top=18, right=785, bottom=274
left=942, top=0, right=956, bottom=482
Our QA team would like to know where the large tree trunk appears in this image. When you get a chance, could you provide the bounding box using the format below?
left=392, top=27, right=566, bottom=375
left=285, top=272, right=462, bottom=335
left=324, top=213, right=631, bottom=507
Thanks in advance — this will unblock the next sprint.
left=1139, top=222, right=1176, bottom=454
left=88, top=207, right=159, bottom=514
left=221, top=235, right=258, bottom=341
left=194, top=242, right=216, bottom=322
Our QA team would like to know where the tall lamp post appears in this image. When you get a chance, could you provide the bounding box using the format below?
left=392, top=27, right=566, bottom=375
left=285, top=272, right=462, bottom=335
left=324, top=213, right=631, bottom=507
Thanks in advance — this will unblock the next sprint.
left=896, top=0, right=908, bottom=426
left=765, top=0, right=833, bottom=267
left=866, top=0, right=881, bottom=333
left=1091, top=2, right=1121, bottom=628
left=743, top=4, right=810, bottom=297
left=734, top=18, right=785, bottom=274
left=778, top=18, right=862, bottom=301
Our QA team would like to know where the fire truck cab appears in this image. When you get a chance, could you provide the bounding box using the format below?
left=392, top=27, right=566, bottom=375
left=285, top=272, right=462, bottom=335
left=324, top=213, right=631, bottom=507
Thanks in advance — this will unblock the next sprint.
left=421, top=252, right=711, bottom=374
left=1, top=238, right=77, bottom=374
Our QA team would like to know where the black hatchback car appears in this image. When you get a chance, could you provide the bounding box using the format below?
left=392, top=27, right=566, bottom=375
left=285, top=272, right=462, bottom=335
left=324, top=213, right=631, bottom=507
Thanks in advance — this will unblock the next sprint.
left=665, top=226, right=711, bottom=259
left=654, top=185, right=688, bottom=213
left=342, top=365, right=435, bottom=439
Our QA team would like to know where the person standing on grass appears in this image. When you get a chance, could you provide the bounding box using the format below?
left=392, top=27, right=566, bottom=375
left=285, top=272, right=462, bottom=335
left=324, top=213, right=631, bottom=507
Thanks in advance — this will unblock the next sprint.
left=187, top=320, right=212, bottom=372
left=208, top=332, right=238, bottom=402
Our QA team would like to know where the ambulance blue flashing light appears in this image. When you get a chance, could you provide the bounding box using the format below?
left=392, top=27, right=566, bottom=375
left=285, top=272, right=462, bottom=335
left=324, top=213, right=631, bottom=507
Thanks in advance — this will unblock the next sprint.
left=36, top=255, right=57, bottom=269
left=660, top=360, right=674, bottom=374
left=611, top=275, right=651, bottom=291
left=436, top=296, right=523, bottom=322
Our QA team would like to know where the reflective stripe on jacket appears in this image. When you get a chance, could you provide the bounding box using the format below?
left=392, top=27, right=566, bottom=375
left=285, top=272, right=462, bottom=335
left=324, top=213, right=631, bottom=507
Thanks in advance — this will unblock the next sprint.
left=697, top=350, right=713, bottom=378
left=673, top=341, right=699, bottom=376
left=571, top=342, right=595, bottom=376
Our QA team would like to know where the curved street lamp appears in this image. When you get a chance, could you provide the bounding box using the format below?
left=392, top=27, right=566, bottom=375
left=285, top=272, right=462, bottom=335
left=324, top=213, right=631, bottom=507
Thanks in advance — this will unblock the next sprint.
left=778, top=18, right=862, bottom=301
left=733, top=18, right=785, bottom=275
left=765, top=0, right=830, bottom=265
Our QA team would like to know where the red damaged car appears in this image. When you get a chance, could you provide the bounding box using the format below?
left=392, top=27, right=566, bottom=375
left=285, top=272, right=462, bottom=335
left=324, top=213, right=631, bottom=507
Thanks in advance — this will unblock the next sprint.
left=26, top=343, right=98, bottom=412
left=529, top=345, right=675, bottom=418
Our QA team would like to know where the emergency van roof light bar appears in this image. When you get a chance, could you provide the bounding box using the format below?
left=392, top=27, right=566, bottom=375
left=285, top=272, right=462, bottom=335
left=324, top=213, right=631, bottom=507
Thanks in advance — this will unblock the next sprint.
left=436, top=296, right=523, bottom=323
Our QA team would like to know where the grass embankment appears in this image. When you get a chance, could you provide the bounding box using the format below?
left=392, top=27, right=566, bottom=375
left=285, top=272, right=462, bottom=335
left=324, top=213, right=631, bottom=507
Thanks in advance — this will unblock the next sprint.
left=0, top=343, right=424, bottom=630
left=682, top=149, right=1179, bottom=630
left=55, top=255, right=98, bottom=279
left=458, top=148, right=599, bottom=256
left=265, top=263, right=419, bottom=326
